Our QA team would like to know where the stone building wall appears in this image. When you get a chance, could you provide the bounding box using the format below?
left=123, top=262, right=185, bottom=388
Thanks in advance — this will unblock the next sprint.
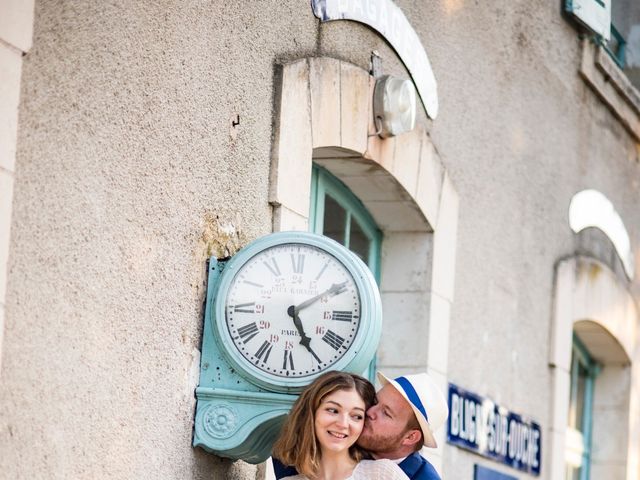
left=1, top=1, right=639, bottom=479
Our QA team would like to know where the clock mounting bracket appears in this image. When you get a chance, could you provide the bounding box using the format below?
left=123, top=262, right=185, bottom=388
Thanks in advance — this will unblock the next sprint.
left=194, top=258, right=292, bottom=463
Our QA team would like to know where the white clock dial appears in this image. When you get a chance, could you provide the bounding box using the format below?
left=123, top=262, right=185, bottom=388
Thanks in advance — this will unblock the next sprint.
left=225, top=243, right=361, bottom=378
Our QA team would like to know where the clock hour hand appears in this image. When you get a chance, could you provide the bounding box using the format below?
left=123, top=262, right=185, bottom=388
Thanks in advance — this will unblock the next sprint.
left=293, top=281, right=348, bottom=313
left=287, top=305, right=322, bottom=363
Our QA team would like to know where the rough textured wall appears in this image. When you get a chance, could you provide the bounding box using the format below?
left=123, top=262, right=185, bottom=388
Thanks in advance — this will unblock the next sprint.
left=0, top=1, right=315, bottom=479
left=2, top=1, right=640, bottom=479
left=314, top=2, right=640, bottom=475
left=317, top=1, right=639, bottom=477
left=411, top=2, right=640, bottom=478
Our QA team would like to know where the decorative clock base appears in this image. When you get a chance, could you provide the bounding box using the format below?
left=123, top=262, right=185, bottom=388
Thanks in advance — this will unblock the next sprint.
left=193, top=257, right=300, bottom=462
left=194, top=387, right=296, bottom=464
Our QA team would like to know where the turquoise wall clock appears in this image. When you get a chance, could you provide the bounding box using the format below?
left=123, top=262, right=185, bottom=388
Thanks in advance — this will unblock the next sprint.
left=193, top=231, right=382, bottom=463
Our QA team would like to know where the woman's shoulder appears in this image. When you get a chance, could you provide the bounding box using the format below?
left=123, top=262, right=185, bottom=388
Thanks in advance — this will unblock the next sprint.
left=281, top=475, right=306, bottom=480
left=353, top=459, right=407, bottom=479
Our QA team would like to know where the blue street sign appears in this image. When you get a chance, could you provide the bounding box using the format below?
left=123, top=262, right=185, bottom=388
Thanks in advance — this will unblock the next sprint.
left=474, top=464, right=518, bottom=480
left=447, top=383, right=542, bottom=476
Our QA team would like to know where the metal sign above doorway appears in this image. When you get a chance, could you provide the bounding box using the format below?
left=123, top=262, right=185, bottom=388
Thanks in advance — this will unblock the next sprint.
left=311, top=0, right=440, bottom=119
left=447, top=383, right=542, bottom=476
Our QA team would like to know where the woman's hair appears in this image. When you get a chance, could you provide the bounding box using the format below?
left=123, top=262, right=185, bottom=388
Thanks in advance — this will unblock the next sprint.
left=272, top=370, right=376, bottom=478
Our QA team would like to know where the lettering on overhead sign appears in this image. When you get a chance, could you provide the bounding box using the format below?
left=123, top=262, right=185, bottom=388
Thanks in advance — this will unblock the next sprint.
left=311, top=0, right=439, bottom=119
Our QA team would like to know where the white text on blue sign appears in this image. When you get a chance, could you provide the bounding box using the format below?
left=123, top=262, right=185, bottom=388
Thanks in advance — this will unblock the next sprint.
left=447, top=383, right=541, bottom=476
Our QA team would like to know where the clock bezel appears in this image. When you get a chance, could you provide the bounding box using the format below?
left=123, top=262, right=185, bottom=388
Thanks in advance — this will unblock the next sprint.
left=211, top=231, right=382, bottom=393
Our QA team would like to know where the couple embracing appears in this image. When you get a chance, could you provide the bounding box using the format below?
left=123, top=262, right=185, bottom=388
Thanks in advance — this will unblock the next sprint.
left=272, top=370, right=448, bottom=480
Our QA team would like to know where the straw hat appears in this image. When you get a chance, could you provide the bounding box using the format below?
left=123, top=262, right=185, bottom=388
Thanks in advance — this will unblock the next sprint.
left=377, top=372, right=448, bottom=448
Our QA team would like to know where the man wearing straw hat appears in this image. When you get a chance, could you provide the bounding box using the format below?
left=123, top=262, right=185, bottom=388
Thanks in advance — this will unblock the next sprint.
left=273, top=371, right=448, bottom=480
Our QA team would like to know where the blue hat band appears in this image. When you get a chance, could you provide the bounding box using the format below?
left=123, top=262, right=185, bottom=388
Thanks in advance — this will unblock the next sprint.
left=395, top=376, right=429, bottom=423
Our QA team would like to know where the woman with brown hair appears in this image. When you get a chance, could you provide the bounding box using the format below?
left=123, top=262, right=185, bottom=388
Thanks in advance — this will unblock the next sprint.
left=273, top=371, right=407, bottom=480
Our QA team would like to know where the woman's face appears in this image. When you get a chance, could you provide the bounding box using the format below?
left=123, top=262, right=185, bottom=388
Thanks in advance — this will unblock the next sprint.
left=314, top=388, right=366, bottom=455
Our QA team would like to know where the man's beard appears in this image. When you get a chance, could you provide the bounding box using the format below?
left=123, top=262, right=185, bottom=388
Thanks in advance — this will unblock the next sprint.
left=356, top=424, right=406, bottom=457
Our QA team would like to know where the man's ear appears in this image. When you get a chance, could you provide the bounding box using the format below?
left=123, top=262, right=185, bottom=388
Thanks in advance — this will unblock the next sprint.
left=401, top=429, right=422, bottom=448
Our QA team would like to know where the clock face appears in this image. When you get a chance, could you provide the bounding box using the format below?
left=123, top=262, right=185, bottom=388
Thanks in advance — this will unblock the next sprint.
left=224, top=242, right=361, bottom=378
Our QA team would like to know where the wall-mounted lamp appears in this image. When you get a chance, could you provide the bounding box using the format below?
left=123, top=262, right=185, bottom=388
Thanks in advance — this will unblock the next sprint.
left=372, top=75, right=417, bottom=138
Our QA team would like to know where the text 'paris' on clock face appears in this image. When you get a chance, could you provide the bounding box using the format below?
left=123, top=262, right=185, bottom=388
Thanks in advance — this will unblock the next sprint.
left=225, top=243, right=361, bottom=378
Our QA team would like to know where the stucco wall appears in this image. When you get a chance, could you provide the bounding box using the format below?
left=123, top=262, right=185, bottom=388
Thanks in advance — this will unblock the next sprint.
left=422, top=3, right=640, bottom=478
left=311, top=2, right=640, bottom=475
left=1, top=1, right=640, bottom=479
left=0, top=0, right=34, bottom=373
left=0, top=2, right=314, bottom=479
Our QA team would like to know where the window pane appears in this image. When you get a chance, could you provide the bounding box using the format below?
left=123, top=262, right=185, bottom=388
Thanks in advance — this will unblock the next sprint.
left=566, top=339, right=598, bottom=480
left=568, top=355, right=577, bottom=428
left=323, top=195, right=346, bottom=246
left=611, top=1, right=640, bottom=89
left=349, top=217, right=370, bottom=264
left=309, top=165, right=381, bottom=282
left=568, top=354, right=588, bottom=431
left=575, top=362, right=587, bottom=430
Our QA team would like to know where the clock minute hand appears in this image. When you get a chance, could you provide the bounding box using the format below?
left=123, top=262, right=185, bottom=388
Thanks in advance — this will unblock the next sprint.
left=286, top=305, right=322, bottom=363
left=294, top=281, right=348, bottom=313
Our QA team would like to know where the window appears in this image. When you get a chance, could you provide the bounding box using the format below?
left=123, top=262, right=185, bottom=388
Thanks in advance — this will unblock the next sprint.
left=603, top=1, right=640, bottom=88
left=564, top=0, right=640, bottom=89
left=608, top=2, right=639, bottom=72
left=566, top=336, right=600, bottom=480
left=309, top=165, right=382, bottom=281
left=309, top=164, right=382, bottom=380
left=603, top=23, right=627, bottom=68
left=564, top=0, right=640, bottom=141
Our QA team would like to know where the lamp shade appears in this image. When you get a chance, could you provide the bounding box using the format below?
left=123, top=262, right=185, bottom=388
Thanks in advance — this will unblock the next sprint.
left=373, top=75, right=417, bottom=138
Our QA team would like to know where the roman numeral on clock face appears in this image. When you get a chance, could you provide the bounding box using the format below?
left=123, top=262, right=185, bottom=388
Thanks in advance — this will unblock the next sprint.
left=332, top=310, right=353, bottom=321
left=315, top=262, right=329, bottom=281
left=255, top=340, right=273, bottom=363
left=263, top=258, right=281, bottom=277
left=291, top=253, right=305, bottom=274
left=282, top=349, right=294, bottom=370
left=233, top=302, right=255, bottom=313
left=237, top=322, right=259, bottom=343
left=322, top=330, right=345, bottom=351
